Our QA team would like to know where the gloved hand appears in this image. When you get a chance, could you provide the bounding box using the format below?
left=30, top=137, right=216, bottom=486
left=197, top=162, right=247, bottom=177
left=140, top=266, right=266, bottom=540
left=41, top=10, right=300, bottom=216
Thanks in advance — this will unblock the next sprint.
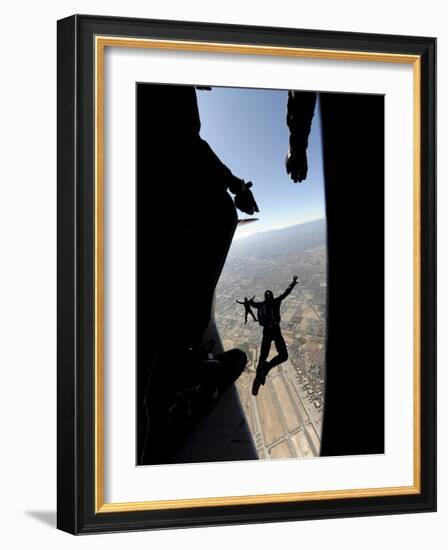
left=234, top=181, right=259, bottom=215
left=286, top=149, right=308, bottom=183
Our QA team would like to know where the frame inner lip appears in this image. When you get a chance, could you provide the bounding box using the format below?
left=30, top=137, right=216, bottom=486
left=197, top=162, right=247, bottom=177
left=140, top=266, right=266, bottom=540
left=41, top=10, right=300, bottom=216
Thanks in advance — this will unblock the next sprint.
left=93, top=35, right=422, bottom=513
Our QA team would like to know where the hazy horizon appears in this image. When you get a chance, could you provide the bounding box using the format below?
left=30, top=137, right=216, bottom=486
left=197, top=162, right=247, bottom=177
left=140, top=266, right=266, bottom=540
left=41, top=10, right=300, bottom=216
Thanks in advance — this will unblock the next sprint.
left=233, top=216, right=326, bottom=241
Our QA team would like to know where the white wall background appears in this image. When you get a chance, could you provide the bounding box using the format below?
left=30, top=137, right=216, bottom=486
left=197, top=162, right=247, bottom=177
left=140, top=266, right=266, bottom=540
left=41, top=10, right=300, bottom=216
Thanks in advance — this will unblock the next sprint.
left=0, top=0, right=444, bottom=547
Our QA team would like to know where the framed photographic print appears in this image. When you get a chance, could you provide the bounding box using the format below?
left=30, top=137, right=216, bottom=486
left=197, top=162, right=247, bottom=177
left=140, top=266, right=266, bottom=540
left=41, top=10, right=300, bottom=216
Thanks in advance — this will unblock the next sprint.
left=57, top=14, right=436, bottom=534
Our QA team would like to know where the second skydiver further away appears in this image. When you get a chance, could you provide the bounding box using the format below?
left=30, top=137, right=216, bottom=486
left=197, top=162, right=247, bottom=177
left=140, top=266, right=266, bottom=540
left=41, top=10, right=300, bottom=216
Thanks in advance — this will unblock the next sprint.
left=236, top=296, right=258, bottom=324
left=250, top=276, right=299, bottom=396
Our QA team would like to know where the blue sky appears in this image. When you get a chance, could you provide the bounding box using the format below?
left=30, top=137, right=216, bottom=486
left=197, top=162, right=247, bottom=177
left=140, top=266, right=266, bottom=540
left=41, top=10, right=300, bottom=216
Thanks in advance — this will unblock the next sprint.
left=197, top=87, right=326, bottom=239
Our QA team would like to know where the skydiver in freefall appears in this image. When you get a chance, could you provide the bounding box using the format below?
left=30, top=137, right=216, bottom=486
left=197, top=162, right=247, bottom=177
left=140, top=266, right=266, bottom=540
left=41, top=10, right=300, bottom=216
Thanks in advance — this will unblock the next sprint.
left=236, top=296, right=258, bottom=324
left=250, top=276, right=299, bottom=396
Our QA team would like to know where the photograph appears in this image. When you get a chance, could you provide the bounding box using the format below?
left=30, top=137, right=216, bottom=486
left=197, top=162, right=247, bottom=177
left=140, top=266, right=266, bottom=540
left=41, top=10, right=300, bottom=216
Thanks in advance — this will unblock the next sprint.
left=56, top=14, right=436, bottom=534
left=136, top=83, right=384, bottom=466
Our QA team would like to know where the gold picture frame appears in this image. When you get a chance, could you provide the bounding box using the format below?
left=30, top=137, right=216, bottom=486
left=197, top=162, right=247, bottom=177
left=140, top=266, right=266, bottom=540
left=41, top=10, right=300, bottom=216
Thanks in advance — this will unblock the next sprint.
left=58, top=14, right=436, bottom=534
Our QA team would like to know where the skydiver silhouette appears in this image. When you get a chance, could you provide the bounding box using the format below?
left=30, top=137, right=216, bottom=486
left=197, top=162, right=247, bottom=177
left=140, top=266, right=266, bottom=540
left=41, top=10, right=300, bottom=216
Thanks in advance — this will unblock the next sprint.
left=250, top=276, right=299, bottom=396
left=236, top=296, right=258, bottom=324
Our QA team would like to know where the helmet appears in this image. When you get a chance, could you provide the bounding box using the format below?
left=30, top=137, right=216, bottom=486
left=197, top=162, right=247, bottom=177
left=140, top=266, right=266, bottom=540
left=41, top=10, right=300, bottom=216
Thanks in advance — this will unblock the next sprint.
left=264, top=290, right=274, bottom=301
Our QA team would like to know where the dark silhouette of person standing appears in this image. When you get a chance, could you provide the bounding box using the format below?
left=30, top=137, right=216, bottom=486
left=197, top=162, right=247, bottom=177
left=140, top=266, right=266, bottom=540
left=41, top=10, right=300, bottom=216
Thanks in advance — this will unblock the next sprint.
left=285, top=90, right=384, bottom=457
left=250, top=276, right=298, bottom=396
left=236, top=296, right=258, bottom=324
left=137, top=84, right=259, bottom=464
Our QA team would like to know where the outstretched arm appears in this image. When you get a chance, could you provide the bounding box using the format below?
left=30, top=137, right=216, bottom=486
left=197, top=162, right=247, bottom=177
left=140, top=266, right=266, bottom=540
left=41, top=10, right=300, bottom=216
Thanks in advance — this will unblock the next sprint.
left=249, top=298, right=262, bottom=309
left=196, top=139, right=259, bottom=215
left=286, top=91, right=317, bottom=183
left=236, top=300, right=244, bottom=305
left=197, top=138, right=242, bottom=192
left=277, top=276, right=298, bottom=302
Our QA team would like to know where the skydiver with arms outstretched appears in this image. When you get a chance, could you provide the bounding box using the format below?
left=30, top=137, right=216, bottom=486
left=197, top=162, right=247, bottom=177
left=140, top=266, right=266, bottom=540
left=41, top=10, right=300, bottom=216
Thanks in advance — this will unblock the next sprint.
left=250, top=276, right=299, bottom=396
left=236, top=296, right=258, bottom=324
